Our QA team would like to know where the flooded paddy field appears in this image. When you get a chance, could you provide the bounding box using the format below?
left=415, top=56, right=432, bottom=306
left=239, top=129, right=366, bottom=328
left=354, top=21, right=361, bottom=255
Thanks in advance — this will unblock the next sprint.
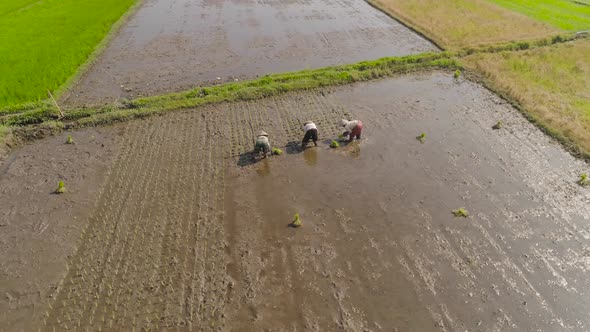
left=2, top=73, right=590, bottom=331
left=62, top=0, right=436, bottom=106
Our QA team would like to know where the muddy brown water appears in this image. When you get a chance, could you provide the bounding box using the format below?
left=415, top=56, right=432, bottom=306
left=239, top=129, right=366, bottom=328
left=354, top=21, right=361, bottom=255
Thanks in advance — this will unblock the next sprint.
left=62, top=0, right=436, bottom=106
left=2, top=73, right=590, bottom=331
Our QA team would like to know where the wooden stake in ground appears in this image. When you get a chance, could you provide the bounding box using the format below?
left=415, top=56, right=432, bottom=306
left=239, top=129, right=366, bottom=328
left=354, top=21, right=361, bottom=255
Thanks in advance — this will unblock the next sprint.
left=48, top=90, right=64, bottom=119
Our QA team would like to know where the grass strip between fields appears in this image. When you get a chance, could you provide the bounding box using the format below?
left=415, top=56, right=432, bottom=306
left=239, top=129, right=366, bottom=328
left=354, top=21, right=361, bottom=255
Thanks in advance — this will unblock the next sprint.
left=0, top=52, right=458, bottom=131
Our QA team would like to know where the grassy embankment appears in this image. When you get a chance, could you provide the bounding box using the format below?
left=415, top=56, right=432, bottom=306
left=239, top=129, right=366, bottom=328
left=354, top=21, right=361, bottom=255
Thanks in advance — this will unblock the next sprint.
left=0, top=0, right=136, bottom=108
left=370, top=0, right=590, bottom=159
left=0, top=53, right=458, bottom=131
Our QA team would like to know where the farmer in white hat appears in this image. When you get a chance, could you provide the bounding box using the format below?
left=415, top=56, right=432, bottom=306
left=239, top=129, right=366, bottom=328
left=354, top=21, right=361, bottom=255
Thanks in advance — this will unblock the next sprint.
left=302, top=121, right=318, bottom=149
left=340, top=119, right=363, bottom=142
left=254, top=130, right=271, bottom=158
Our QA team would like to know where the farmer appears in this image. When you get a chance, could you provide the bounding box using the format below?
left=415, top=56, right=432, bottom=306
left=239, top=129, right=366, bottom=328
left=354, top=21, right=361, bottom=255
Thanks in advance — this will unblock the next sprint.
left=254, top=130, right=271, bottom=158
left=302, top=121, right=318, bottom=149
left=340, top=119, right=363, bottom=142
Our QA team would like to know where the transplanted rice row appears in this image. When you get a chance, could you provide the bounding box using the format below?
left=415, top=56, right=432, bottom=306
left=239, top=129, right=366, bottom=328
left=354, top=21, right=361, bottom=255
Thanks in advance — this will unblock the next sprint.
left=41, top=89, right=388, bottom=330
left=43, top=110, right=228, bottom=330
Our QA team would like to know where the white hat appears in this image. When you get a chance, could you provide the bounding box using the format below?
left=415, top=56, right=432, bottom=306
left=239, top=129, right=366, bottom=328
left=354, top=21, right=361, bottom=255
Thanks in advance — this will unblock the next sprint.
left=258, top=130, right=269, bottom=137
left=340, top=119, right=350, bottom=127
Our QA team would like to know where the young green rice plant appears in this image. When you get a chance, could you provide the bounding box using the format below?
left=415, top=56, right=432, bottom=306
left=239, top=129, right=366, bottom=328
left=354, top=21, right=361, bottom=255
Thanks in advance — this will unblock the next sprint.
left=454, top=69, right=461, bottom=79
left=492, top=121, right=503, bottom=130
left=55, top=181, right=66, bottom=194
left=330, top=140, right=340, bottom=148
left=416, top=133, right=426, bottom=143
left=292, top=213, right=302, bottom=227
left=66, top=135, right=74, bottom=144
left=578, top=173, right=589, bottom=187
left=271, top=147, right=283, bottom=155
left=452, top=208, right=469, bottom=217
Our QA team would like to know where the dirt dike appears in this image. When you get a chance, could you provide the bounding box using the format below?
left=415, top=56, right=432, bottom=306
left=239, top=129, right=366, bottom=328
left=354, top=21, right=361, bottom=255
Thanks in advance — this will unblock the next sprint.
left=1, top=72, right=589, bottom=330
left=61, top=0, right=436, bottom=106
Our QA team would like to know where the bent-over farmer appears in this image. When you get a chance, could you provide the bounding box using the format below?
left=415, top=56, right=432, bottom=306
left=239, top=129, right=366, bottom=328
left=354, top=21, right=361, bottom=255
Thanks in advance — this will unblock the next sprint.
left=302, top=121, right=318, bottom=148
left=340, top=119, right=363, bottom=142
left=254, top=130, right=271, bottom=158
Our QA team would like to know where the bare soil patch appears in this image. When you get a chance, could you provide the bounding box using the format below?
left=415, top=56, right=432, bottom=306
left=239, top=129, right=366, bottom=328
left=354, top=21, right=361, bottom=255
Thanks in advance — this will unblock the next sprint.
left=61, top=0, right=436, bottom=106
left=2, top=73, right=589, bottom=331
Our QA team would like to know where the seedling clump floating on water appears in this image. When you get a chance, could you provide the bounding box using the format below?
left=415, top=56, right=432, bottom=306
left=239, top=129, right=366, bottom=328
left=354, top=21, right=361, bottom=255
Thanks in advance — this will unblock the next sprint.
left=454, top=69, right=461, bottom=79
left=55, top=181, right=66, bottom=194
left=330, top=140, right=340, bottom=148
left=578, top=173, right=589, bottom=187
left=272, top=148, right=283, bottom=155
left=66, top=135, right=74, bottom=144
left=416, top=133, right=426, bottom=143
left=492, top=121, right=503, bottom=130
left=292, top=213, right=302, bottom=227
left=452, top=208, right=469, bottom=217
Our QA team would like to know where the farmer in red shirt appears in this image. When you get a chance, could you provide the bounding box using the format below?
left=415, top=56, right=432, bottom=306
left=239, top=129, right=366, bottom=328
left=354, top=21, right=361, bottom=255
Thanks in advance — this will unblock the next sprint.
left=340, top=119, right=363, bottom=142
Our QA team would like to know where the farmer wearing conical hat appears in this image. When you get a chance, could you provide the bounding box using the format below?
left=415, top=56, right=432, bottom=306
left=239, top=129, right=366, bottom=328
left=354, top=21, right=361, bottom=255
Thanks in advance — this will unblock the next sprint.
left=254, top=130, right=271, bottom=158
left=340, top=119, right=363, bottom=142
left=302, top=121, right=318, bottom=149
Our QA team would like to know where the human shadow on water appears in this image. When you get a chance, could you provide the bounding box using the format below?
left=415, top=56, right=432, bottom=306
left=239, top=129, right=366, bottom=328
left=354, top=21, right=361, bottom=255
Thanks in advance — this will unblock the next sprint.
left=289, top=140, right=324, bottom=155
left=237, top=150, right=258, bottom=167
left=285, top=141, right=304, bottom=155
left=236, top=151, right=272, bottom=176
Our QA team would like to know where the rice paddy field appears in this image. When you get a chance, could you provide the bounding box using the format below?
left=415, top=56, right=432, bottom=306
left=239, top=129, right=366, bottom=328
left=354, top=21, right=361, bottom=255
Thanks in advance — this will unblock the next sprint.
left=488, top=0, right=590, bottom=31
left=3, top=0, right=590, bottom=330
left=0, top=0, right=136, bottom=108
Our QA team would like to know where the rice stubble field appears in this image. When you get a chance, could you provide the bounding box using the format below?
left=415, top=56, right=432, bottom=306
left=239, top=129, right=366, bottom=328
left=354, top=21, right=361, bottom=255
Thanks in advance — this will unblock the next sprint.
left=366, top=0, right=560, bottom=49
left=463, top=39, right=590, bottom=156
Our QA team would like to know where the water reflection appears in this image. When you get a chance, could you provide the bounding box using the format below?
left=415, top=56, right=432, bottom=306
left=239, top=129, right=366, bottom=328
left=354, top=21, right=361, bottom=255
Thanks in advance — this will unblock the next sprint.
left=304, top=148, right=318, bottom=166
left=256, top=158, right=271, bottom=176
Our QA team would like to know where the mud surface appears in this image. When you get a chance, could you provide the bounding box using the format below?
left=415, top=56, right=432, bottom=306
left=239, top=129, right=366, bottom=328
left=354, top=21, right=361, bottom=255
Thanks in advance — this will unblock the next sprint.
left=62, top=0, right=436, bottom=106
left=0, top=128, right=121, bottom=331
left=2, top=73, right=590, bottom=331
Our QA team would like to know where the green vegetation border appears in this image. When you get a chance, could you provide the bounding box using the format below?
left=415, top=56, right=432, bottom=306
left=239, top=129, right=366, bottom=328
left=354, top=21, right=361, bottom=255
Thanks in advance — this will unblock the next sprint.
left=0, top=52, right=458, bottom=127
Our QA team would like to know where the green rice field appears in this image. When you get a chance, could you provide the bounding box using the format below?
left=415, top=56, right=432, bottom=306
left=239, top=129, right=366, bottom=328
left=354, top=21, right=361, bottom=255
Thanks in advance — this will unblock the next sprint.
left=487, top=0, right=590, bottom=31
left=0, top=0, right=136, bottom=108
